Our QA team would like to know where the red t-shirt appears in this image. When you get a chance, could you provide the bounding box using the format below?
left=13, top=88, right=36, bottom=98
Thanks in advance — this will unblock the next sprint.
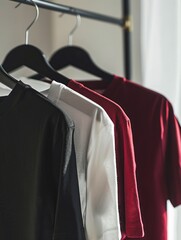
left=68, top=80, right=144, bottom=239
left=79, top=76, right=181, bottom=240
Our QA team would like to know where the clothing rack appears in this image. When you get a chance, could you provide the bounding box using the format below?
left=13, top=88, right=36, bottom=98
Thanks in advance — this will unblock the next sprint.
left=11, top=0, right=131, bottom=79
left=122, top=0, right=131, bottom=80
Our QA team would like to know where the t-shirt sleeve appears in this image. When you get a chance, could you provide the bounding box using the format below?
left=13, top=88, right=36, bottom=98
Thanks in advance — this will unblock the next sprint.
left=165, top=101, right=181, bottom=207
left=121, top=120, right=144, bottom=238
left=51, top=115, right=85, bottom=240
left=85, top=114, right=121, bottom=240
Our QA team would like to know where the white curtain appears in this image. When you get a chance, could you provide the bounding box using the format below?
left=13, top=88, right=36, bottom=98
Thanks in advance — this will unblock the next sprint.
left=140, top=0, right=181, bottom=239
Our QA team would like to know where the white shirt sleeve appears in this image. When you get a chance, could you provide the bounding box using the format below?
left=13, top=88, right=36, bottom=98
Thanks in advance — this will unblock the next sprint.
left=85, top=110, right=121, bottom=240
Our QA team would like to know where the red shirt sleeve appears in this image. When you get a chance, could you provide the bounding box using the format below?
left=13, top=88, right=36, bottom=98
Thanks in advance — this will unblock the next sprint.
left=164, top=100, right=181, bottom=207
left=121, top=119, right=144, bottom=238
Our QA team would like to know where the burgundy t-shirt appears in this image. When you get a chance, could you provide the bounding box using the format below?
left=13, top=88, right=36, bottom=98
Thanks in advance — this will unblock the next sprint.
left=68, top=80, right=144, bottom=239
left=79, top=76, right=181, bottom=240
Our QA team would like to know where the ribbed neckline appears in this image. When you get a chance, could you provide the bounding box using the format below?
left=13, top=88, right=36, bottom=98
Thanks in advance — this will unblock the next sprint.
left=73, top=75, right=125, bottom=97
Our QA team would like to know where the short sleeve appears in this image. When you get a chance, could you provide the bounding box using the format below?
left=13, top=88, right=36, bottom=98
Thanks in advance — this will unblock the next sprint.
left=52, top=115, right=85, bottom=240
left=85, top=112, right=121, bottom=240
left=165, top=101, right=181, bottom=207
left=122, top=120, right=144, bottom=238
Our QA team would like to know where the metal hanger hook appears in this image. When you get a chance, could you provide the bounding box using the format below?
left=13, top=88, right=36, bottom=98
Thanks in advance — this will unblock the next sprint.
left=68, top=14, right=81, bottom=46
left=15, top=0, right=39, bottom=45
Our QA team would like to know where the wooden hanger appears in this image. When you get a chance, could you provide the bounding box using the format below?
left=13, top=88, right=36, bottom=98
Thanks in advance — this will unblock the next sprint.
left=30, top=14, right=114, bottom=82
left=2, top=44, right=69, bottom=85
left=49, top=45, right=114, bottom=82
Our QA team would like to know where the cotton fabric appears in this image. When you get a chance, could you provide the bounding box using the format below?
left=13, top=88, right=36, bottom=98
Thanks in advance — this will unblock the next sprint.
left=47, top=81, right=121, bottom=240
left=80, top=76, right=181, bottom=240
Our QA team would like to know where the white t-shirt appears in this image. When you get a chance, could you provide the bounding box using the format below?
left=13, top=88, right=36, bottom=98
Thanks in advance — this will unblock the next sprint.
left=47, top=81, right=120, bottom=240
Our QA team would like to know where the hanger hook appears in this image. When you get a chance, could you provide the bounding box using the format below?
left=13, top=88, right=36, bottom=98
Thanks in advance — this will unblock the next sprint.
left=68, top=14, right=81, bottom=46
left=15, top=0, right=39, bottom=45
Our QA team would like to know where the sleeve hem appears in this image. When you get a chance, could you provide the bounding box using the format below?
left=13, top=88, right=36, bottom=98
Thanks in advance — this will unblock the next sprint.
left=97, top=229, right=121, bottom=240
left=54, top=229, right=121, bottom=240
left=126, top=224, right=144, bottom=238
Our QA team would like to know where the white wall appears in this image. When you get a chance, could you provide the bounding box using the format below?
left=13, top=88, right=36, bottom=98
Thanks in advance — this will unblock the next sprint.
left=0, top=0, right=141, bottom=83
left=130, top=0, right=142, bottom=84
left=0, top=0, right=52, bottom=77
left=50, top=0, right=141, bottom=82
left=50, top=0, right=123, bottom=80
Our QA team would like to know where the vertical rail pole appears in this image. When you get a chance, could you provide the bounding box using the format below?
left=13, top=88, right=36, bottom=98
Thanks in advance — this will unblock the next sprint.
left=122, top=0, right=131, bottom=80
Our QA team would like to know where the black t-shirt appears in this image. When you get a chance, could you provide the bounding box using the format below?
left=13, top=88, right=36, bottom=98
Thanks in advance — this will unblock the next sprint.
left=0, top=81, right=85, bottom=240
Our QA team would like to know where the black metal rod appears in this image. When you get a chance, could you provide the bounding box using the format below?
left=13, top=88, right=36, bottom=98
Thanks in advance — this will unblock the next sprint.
left=122, top=0, right=131, bottom=80
left=11, top=0, right=124, bottom=26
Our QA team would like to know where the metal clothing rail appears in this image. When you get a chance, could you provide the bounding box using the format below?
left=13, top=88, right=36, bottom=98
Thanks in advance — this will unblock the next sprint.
left=11, top=0, right=124, bottom=27
left=10, top=0, right=131, bottom=79
left=122, top=0, right=131, bottom=79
